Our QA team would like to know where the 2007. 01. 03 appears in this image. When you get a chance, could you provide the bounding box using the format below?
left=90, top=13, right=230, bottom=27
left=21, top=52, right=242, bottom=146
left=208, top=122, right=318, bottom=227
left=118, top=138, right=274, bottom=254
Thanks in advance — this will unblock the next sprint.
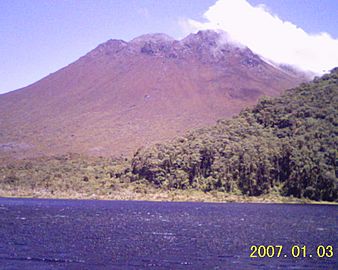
left=250, top=245, right=334, bottom=258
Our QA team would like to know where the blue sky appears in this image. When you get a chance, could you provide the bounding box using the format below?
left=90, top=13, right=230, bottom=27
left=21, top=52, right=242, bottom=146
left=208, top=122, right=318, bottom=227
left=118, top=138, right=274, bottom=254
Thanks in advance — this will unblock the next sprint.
left=1, top=0, right=338, bottom=94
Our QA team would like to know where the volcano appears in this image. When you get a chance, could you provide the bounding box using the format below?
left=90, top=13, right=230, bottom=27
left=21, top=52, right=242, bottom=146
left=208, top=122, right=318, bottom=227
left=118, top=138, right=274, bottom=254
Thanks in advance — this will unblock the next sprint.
left=0, top=30, right=308, bottom=159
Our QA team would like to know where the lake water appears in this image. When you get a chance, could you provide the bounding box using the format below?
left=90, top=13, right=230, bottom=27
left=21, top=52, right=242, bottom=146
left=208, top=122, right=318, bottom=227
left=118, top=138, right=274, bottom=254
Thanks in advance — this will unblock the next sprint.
left=0, top=198, right=336, bottom=269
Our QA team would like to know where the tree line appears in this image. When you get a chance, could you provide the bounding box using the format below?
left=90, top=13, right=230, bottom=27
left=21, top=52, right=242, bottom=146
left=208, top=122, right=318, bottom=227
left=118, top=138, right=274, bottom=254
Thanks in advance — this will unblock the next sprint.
left=129, top=68, right=338, bottom=201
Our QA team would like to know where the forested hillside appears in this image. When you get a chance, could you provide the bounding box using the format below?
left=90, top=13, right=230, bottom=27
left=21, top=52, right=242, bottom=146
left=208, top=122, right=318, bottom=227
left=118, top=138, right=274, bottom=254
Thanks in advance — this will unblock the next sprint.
left=1, top=69, right=337, bottom=202
left=130, top=68, right=338, bottom=201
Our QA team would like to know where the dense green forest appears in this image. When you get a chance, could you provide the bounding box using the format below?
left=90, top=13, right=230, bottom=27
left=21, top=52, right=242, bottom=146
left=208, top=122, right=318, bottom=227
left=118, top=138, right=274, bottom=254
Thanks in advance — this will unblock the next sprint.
left=1, top=68, right=337, bottom=202
left=130, top=68, right=338, bottom=201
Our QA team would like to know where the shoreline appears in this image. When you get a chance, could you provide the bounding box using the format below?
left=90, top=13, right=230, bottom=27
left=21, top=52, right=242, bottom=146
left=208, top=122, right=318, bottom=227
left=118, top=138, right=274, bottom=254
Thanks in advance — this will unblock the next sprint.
left=0, top=189, right=336, bottom=205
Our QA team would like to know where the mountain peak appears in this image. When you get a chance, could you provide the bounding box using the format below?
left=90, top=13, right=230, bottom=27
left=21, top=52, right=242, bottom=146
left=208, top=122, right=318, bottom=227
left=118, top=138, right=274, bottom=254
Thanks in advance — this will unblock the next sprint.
left=87, top=39, right=127, bottom=57
left=187, top=29, right=223, bottom=39
left=87, top=30, right=247, bottom=60
left=181, top=29, right=229, bottom=45
left=130, top=33, right=175, bottom=44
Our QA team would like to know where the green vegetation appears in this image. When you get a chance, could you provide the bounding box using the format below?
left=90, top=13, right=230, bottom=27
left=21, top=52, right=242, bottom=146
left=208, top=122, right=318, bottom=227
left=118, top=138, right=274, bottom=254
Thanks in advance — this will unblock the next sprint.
left=130, top=68, right=338, bottom=202
left=0, top=68, right=337, bottom=202
left=0, top=154, right=136, bottom=197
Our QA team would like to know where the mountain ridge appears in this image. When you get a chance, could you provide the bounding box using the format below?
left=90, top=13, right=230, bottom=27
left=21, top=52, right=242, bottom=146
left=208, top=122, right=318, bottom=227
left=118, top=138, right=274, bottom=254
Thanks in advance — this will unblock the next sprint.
left=0, top=30, right=308, bottom=160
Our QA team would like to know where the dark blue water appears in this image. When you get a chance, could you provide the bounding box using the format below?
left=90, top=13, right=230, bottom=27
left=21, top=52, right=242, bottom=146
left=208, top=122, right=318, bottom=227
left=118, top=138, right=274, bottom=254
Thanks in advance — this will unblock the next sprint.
left=0, top=198, right=336, bottom=269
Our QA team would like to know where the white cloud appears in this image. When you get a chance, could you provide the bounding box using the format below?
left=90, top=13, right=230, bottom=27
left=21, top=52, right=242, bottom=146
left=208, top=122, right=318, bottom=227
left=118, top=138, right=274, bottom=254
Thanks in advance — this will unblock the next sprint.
left=182, top=0, right=338, bottom=74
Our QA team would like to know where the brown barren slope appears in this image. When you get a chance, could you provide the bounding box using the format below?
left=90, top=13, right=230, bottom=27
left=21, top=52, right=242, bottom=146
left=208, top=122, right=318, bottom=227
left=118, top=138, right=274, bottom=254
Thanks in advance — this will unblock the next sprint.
left=0, top=30, right=307, bottom=159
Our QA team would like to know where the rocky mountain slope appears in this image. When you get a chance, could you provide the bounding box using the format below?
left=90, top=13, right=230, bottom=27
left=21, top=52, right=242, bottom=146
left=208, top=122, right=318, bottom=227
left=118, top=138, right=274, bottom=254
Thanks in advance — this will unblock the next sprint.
left=0, top=30, right=307, bottom=159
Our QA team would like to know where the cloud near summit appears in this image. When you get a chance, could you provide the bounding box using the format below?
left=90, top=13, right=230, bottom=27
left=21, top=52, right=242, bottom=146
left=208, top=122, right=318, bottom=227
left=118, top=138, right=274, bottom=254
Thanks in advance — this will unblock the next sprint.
left=181, top=0, right=338, bottom=74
